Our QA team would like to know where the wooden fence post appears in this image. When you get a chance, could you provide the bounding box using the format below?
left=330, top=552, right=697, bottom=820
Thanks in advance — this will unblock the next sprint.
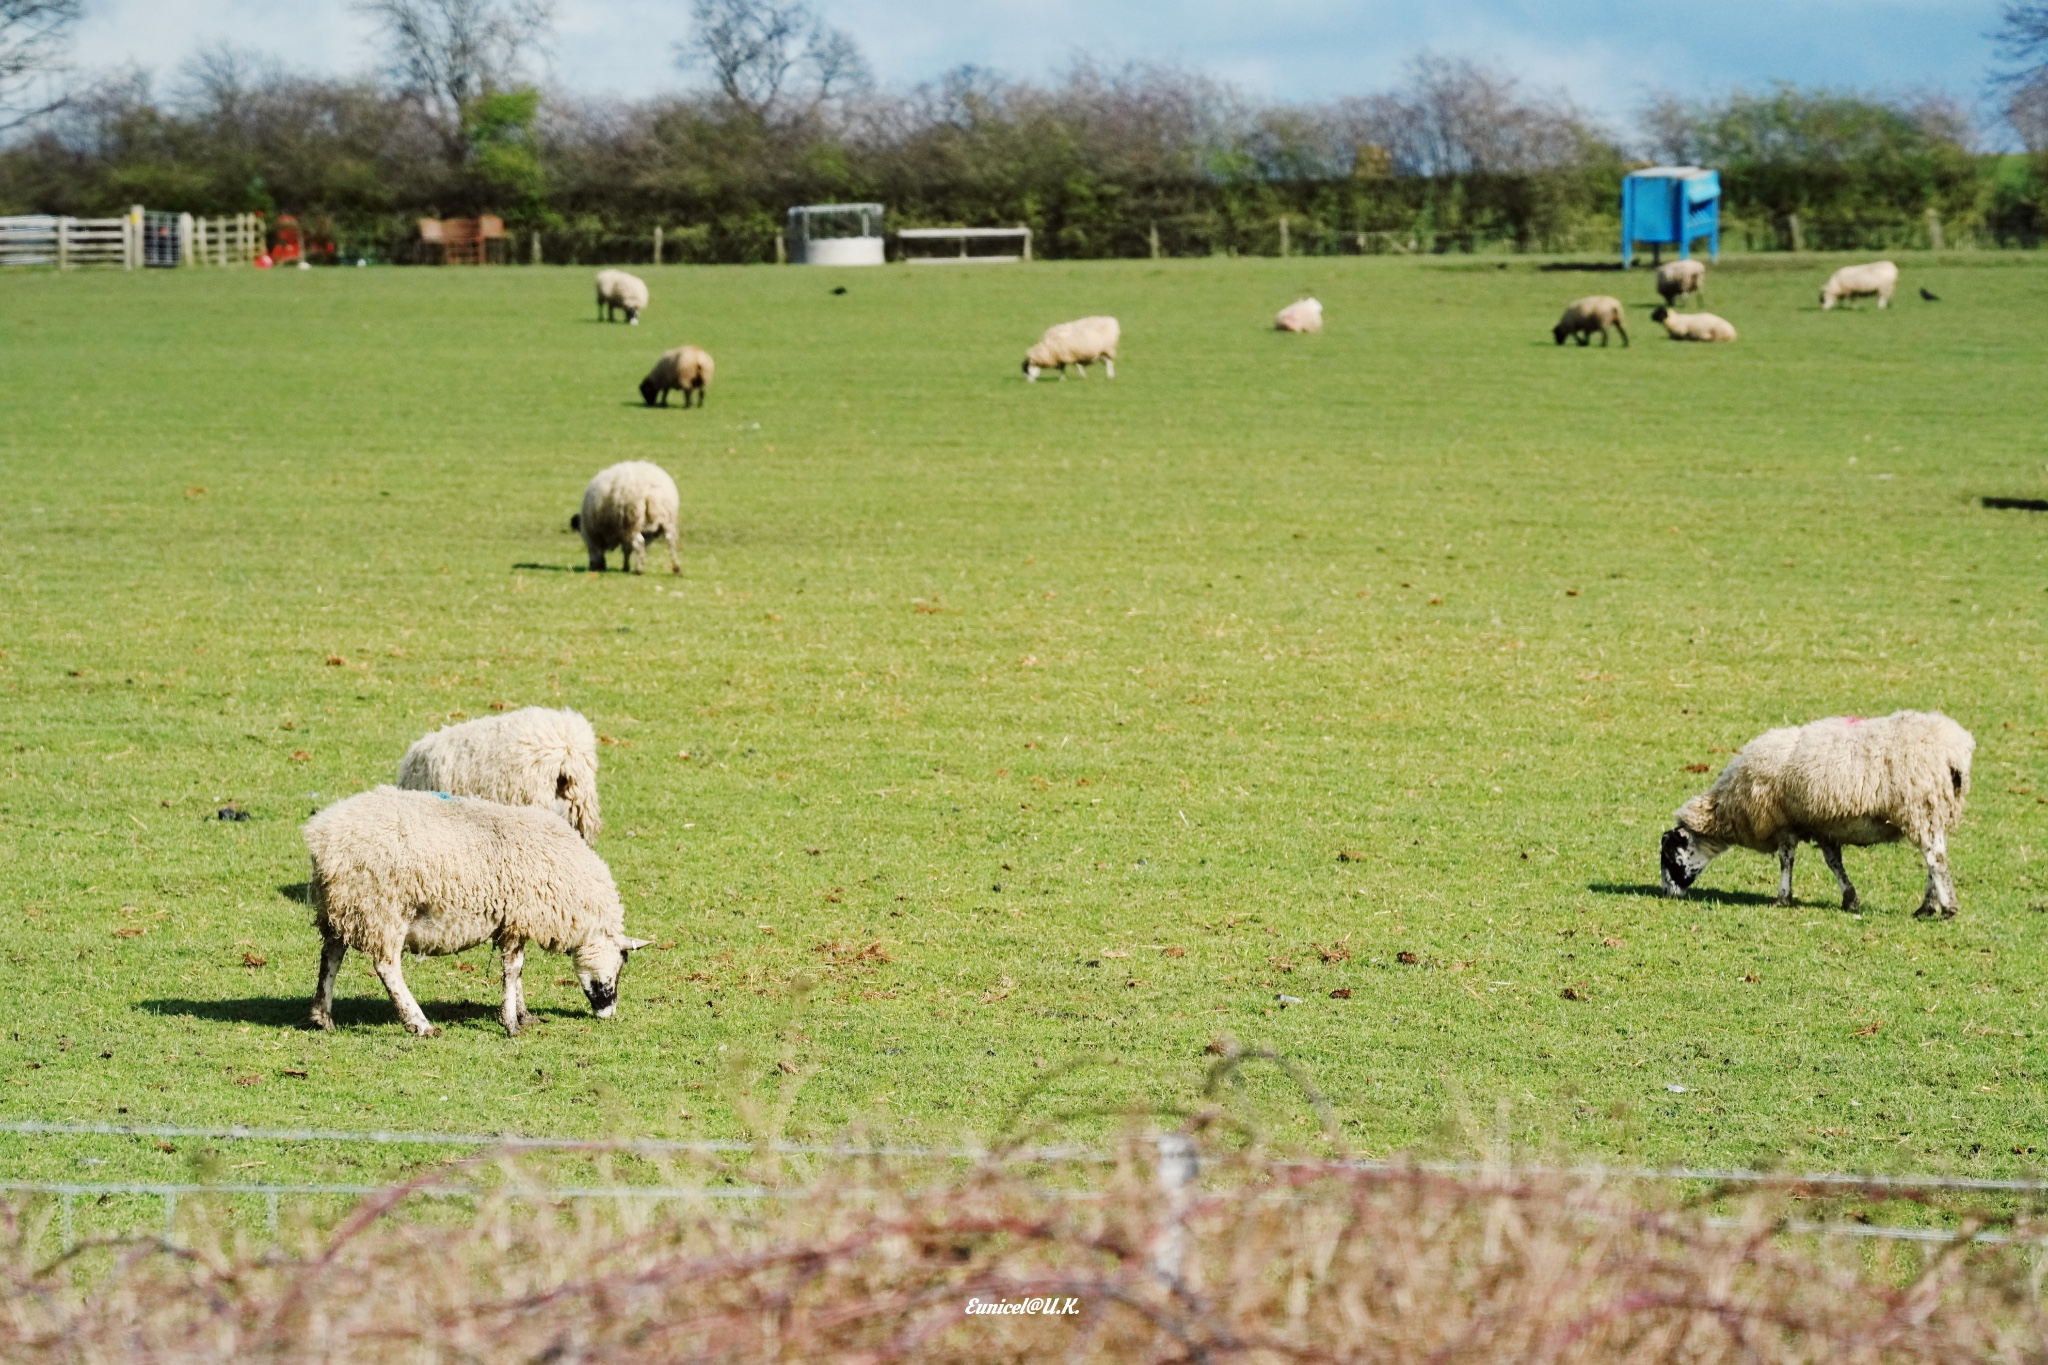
left=531, top=232, right=542, bottom=265
left=1148, top=222, right=1160, bottom=259
left=56, top=217, right=68, bottom=271
left=177, top=212, right=194, bottom=266
left=1786, top=213, right=1803, bottom=253
left=1279, top=216, right=1289, bottom=258
left=653, top=225, right=662, bottom=265
left=775, top=234, right=786, bottom=265
left=1926, top=208, right=1943, bottom=251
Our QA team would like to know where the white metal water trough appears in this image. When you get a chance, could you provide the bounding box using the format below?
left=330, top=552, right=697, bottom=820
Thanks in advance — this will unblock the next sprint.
left=786, top=203, right=885, bottom=265
left=897, top=226, right=1032, bottom=264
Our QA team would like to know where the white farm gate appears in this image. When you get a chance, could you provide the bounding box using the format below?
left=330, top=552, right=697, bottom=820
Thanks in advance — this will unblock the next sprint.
left=0, top=206, right=265, bottom=269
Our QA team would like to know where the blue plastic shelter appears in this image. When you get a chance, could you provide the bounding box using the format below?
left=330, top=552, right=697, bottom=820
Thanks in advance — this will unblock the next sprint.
left=1621, top=167, right=1720, bottom=267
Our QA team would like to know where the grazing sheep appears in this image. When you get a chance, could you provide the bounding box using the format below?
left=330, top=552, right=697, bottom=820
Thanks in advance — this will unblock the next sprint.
left=1655, top=259, right=1706, bottom=305
left=1553, top=296, right=1628, bottom=348
left=570, top=460, right=681, bottom=575
left=1023, top=316, right=1119, bottom=381
left=1650, top=307, right=1737, bottom=342
left=1660, top=710, right=1974, bottom=918
left=1275, top=297, right=1324, bottom=333
left=1820, top=261, right=1898, bottom=310
left=640, top=345, right=714, bottom=408
left=304, top=787, right=650, bottom=1037
left=397, top=707, right=601, bottom=844
left=595, top=269, right=649, bottom=324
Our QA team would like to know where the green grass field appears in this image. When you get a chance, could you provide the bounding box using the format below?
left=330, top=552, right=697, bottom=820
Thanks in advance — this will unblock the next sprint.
left=4, top=252, right=2048, bottom=1196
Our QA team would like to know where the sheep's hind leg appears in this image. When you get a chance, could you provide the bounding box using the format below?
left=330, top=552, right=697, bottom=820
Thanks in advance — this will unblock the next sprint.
left=1775, top=834, right=1798, bottom=907
left=662, top=527, right=682, bottom=575
left=1103, top=357, right=1115, bottom=378
left=1914, top=831, right=1957, bottom=919
left=371, top=955, right=440, bottom=1036
left=500, top=940, right=534, bottom=1035
left=626, top=532, right=646, bottom=575
left=1819, top=840, right=1859, bottom=912
left=310, top=925, right=347, bottom=1031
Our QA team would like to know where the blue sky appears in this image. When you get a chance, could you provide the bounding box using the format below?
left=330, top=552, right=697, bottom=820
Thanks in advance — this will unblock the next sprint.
left=73, top=0, right=2009, bottom=136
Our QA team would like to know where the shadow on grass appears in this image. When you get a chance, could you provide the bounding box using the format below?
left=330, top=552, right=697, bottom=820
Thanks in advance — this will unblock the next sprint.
left=136, top=996, right=585, bottom=1030
left=511, top=562, right=584, bottom=572
left=1586, top=882, right=1785, bottom=907
left=278, top=881, right=310, bottom=904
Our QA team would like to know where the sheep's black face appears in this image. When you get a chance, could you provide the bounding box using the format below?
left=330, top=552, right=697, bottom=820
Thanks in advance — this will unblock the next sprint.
left=1650, top=307, right=1670, bottom=323
left=575, top=933, right=652, bottom=1019
left=1660, top=826, right=1714, bottom=897
left=640, top=378, right=659, bottom=407
left=1552, top=325, right=1567, bottom=345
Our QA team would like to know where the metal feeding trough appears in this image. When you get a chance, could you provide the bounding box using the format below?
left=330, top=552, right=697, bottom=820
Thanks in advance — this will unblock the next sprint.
left=785, top=203, right=885, bottom=266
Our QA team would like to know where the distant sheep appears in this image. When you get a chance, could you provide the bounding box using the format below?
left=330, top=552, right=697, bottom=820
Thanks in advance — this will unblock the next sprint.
left=1275, top=298, right=1324, bottom=333
left=1655, top=259, right=1706, bottom=305
left=640, top=345, right=714, bottom=408
left=571, top=460, right=681, bottom=575
left=1024, top=316, right=1119, bottom=380
left=1661, top=710, right=1974, bottom=918
left=1650, top=307, right=1737, bottom=342
left=304, top=787, right=649, bottom=1037
left=1553, top=296, right=1627, bottom=348
left=397, top=706, right=601, bottom=844
left=1820, top=261, right=1898, bottom=310
left=595, top=269, right=649, bottom=324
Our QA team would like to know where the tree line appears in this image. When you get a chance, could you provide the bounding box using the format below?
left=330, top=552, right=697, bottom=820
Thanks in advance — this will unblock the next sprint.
left=2, top=0, right=2047, bottom=261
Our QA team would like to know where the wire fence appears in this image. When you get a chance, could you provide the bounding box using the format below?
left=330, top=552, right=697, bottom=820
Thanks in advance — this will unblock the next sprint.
left=6, top=1116, right=2046, bottom=1255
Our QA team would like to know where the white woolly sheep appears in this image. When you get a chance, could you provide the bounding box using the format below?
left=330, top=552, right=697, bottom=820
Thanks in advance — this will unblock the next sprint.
left=640, top=345, right=714, bottom=408
left=397, top=706, right=601, bottom=844
left=304, top=786, right=650, bottom=1037
left=1553, top=296, right=1628, bottom=348
left=595, top=269, right=649, bottom=324
left=1661, top=710, right=1974, bottom=918
left=1820, top=261, right=1898, bottom=310
left=1275, top=297, right=1324, bottom=333
left=1650, top=307, right=1737, bottom=342
left=1023, top=316, right=1119, bottom=381
left=1655, top=259, right=1706, bottom=305
left=570, top=460, right=681, bottom=575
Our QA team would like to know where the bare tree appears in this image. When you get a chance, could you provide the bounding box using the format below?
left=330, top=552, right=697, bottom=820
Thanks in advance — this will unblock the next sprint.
left=1334, top=55, right=1595, bottom=177
left=0, top=0, right=82, bottom=132
left=1993, top=1, right=2048, bottom=145
left=679, top=0, right=869, bottom=121
left=355, top=0, right=552, bottom=155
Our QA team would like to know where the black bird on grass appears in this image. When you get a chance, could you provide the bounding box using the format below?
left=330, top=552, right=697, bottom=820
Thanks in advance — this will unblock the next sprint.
left=1920, top=287, right=1940, bottom=301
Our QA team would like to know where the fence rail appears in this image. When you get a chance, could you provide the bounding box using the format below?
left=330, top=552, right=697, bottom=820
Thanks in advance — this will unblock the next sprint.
left=0, top=208, right=266, bottom=268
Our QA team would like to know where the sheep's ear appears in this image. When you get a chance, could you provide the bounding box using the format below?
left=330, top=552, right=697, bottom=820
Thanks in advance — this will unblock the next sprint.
left=621, top=936, right=652, bottom=952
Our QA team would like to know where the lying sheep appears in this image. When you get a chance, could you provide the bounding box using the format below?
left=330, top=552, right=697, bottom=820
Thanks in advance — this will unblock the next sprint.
left=304, top=787, right=650, bottom=1037
left=640, top=345, right=714, bottom=408
left=1820, top=261, right=1898, bottom=310
left=571, top=460, right=681, bottom=575
left=1655, top=259, right=1706, bottom=305
left=397, top=707, right=601, bottom=844
left=1661, top=710, right=1974, bottom=917
left=1023, top=316, right=1119, bottom=380
left=1650, top=307, right=1737, bottom=342
left=595, top=269, right=649, bottom=324
left=1553, top=296, right=1627, bottom=347
left=1275, top=297, right=1324, bottom=333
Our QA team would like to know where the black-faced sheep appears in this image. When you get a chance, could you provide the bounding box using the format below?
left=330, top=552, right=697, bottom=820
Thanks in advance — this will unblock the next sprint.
left=1553, top=297, right=1627, bottom=347
left=1650, top=307, right=1737, bottom=342
left=1820, top=262, right=1898, bottom=310
left=571, top=460, right=682, bottom=575
left=1023, top=316, right=1119, bottom=380
left=595, top=269, right=649, bottom=324
left=397, top=706, right=601, bottom=844
left=1655, top=259, right=1706, bottom=305
left=1660, top=710, right=1974, bottom=917
left=640, top=345, right=713, bottom=408
left=304, top=787, right=649, bottom=1037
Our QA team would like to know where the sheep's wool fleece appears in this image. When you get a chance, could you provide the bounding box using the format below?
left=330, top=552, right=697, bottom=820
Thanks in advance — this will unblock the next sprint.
left=1559, top=296, right=1624, bottom=329
left=1656, top=260, right=1705, bottom=294
left=646, top=346, right=713, bottom=390
left=1678, top=711, right=1973, bottom=853
left=1275, top=298, right=1323, bottom=332
left=1825, top=262, right=1897, bottom=299
left=397, top=707, right=600, bottom=842
left=305, top=787, right=624, bottom=961
left=595, top=269, right=649, bottom=311
left=581, top=461, right=680, bottom=548
left=1660, top=311, right=1737, bottom=342
left=1027, top=316, right=1119, bottom=367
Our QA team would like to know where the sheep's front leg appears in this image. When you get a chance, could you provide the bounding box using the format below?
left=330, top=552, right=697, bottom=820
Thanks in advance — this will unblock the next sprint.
left=1818, top=840, right=1859, bottom=912
left=500, top=940, right=534, bottom=1035
left=1103, top=357, right=1115, bottom=378
left=372, top=955, right=440, bottom=1036
left=310, top=924, right=347, bottom=1031
left=1914, top=832, right=1957, bottom=919
left=1775, top=834, right=1798, bottom=907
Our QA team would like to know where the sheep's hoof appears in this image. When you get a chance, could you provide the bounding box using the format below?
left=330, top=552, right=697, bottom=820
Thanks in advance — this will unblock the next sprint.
left=310, top=1011, right=334, bottom=1032
left=502, top=1019, right=521, bottom=1038
left=1913, top=902, right=1941, bottom=919
left=518, top=1010, right=537, bottom=1027
left=1840, top=892, right=1860, bottom=913
left=1774, top=895, right=1794, bottom=908
left=411, top=1023, right=443, bottom=1038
